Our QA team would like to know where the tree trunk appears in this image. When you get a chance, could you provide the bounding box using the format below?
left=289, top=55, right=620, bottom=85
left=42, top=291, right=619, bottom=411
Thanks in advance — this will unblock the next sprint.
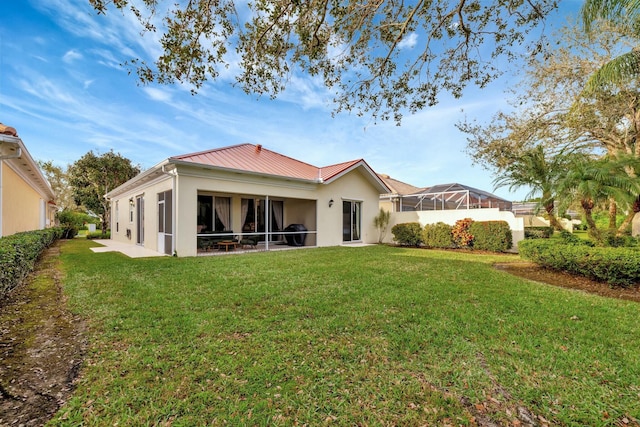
left=582, top=199, right=600, bottom=242
left=545, top=200, right=564, bottom=231
left=618, top=196, right=640, bottom=235
left=617, top=211, right=636, bottom=235
left=608, top=199, right=617, bottom=229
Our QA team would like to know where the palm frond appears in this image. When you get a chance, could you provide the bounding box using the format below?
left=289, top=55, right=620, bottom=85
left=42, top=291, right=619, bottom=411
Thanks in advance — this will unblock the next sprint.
left=583, top=49, right=640, bottom=94
left=582, top=0, right=640, bottom=33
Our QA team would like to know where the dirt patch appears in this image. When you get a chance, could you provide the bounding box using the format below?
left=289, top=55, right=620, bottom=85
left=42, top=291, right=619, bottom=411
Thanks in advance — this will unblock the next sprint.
left=495, top=261, right=640, bottom=303
left=0, top=242, right=87, bottom=427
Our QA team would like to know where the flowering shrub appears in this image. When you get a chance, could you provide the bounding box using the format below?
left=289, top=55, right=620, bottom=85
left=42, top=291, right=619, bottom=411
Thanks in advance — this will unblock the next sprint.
left=452, top=218, right=474, bottom=248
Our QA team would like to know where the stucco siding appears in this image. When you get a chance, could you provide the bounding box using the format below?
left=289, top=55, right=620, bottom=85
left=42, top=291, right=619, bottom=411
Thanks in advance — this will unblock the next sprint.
left=109, top=175, right=174, bottom=253
left=2, top=163, right=44, bottom=236
left=316, top=168, right=381, bottom=247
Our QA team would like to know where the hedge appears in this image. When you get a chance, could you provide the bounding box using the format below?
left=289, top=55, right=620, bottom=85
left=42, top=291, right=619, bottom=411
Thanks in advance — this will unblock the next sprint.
left=524, top=226, right=554, bottom=239
left=86, top=231, right=111, bottom=240
left=422, top=222, right=454, bottom=249
left=469, top=221, right=512, bottom=252
left=0, top=228, right=63, bottom=298
left=518, top=239, right=640, bottom=287
left=391, top=222, right=423, bottom=246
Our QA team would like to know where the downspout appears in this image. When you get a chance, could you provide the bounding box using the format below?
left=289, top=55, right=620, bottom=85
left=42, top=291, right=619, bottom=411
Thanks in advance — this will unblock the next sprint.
left=0, top=145, right=22, bottom=238
left=161, top=164, right=177, bottom=255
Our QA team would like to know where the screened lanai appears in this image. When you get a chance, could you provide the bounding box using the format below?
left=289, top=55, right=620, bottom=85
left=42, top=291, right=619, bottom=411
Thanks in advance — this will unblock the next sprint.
left=381, top=183, right=512, bottom=212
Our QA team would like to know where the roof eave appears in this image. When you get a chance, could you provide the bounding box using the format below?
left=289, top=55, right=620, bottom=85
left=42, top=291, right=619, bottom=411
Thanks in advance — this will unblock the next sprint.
left=1, top=135, right=56, bottom=201
left=323, top=160, right=391, bottom=193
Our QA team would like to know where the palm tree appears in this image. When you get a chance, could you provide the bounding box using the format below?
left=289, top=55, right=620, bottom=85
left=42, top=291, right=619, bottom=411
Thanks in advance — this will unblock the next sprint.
left=581, top=0, right=640, bottom=92
left=493, top=145, right=566, bottom=231
left=556, top=154, right=640, bottom=242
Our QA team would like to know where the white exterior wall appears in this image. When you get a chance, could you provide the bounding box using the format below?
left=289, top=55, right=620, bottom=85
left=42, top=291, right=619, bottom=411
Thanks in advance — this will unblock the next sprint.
left=109, top=175, right=174, bottom=253
left=386, top=208, right=525, bottom=249
left=314, top=168, right=382, bottom=247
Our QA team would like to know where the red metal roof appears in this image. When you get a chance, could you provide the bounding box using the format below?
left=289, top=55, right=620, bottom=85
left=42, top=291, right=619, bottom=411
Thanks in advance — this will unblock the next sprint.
left=171, top=143, right=367, bottom=183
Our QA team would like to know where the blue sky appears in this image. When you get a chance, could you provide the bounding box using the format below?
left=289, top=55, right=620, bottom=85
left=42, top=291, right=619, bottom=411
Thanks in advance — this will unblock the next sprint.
left=1, top=1, right=581, bottom=200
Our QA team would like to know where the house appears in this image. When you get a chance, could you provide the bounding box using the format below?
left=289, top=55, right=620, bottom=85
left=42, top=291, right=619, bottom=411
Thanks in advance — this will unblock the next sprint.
left=0, top=123, right=56, bottom=238
left=105, top=144, right=390, bottom=257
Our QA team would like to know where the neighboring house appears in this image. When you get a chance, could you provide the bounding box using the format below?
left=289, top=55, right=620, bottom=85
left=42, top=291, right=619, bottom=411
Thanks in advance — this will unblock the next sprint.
left=379, top=179, right=513, bottom=212
left=0, top=123, right=56, bottom=237
left=377, top=175, right=525, bottom=248
left=105, top=143, right=390, bottom=257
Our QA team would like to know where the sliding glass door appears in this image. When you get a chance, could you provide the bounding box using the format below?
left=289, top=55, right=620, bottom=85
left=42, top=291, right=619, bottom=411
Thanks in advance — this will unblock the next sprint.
left=342, top=200, right=361, bottom=242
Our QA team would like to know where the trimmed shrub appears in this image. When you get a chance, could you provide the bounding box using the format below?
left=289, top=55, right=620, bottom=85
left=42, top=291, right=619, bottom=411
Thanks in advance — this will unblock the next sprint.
left=452, top=218, right=474, bottom=248
left=524, top=226, right=554, bottom=239
left=391, top=222, right=423, bottom=246
left=0, top=228, right=63, bottom=297
left=422, top=222, right=454, bottom=249
left=519, top=239, right=640, bottom=287
left=86, top=231, right=111, bottom=240
left=469, top=221, right=512, bottom=252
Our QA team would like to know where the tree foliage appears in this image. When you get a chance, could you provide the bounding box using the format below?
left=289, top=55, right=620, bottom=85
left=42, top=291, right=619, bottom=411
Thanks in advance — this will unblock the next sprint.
left=38, top=160, right=77, bottom=211
left=460, top=21, right=640, bottom=236
left=555, top=154, right=640, bottom=241
left=88, top=0, right=557, bottom=122
left=581, top=0, right=640, bottom=93
left=68, top=150, right=140, bottom=234
left=492, top=145, right=567, bottom=230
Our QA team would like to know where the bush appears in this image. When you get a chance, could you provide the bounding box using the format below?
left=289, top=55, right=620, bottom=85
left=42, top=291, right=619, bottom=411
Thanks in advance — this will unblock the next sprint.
left=452, top=218, right=474, bottom=248
left=422, top=222, right=454, bottom=249
left=469, top=221, right=512, bottom=252
left=602, top=231, right=638, bottom=248
left=519, top=239, right=640, bottom=287
left=573, top=223, right=588, bottom=231
left=0, top=228, right=63, bottom=297
left=524, top=226, right=554, bottom=239
left=86, top=231, right=110, bottom=240
left=56, top=209, right=100, bottom=239
left=391, top=222, right=423, bottom=246
left=558, top=230, right=593, bottom=246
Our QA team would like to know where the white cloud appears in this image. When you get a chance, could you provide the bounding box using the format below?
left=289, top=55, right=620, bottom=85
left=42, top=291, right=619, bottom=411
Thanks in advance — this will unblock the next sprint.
left=143, top=87, right=173, bottom=103
left=63, top=49, right=83, bottom=63
left=398, top=32, right=418, bottom=50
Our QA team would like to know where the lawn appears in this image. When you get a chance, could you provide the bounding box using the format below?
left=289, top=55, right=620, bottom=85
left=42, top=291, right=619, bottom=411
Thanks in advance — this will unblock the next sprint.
left=51, top=239, right=640, bottom=426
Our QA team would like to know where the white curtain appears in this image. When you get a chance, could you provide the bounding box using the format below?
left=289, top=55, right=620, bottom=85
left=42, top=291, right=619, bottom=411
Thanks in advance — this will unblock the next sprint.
left=271, top=201, right=283, bottom=232
left=215, top=197, right=231, bottom=231
left=241, top=199, right=250, bottom=231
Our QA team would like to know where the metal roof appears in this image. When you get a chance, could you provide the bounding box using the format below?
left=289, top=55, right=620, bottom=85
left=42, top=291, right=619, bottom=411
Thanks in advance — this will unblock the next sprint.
left=172, top=144, right=320, bottom=181
left=107, top=143, right=390, bottom=197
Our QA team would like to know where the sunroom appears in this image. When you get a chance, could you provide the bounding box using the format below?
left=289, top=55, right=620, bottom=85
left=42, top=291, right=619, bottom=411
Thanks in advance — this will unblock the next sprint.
left=195, top=192, right=317, bottom=252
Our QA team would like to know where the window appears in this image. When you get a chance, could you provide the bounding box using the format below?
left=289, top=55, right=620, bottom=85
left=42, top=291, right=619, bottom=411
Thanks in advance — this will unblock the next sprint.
left=197, top=195, right=231, bottom=233
left=342, top=200, right=362, bottom=242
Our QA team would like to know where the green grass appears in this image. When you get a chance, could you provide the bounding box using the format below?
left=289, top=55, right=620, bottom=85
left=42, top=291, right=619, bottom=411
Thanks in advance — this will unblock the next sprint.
left=51, top=240, right=640, bottom=426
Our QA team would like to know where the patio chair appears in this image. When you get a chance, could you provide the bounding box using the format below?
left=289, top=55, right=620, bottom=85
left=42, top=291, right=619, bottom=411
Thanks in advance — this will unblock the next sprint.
left=240, top=236, right=258, bottom=249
